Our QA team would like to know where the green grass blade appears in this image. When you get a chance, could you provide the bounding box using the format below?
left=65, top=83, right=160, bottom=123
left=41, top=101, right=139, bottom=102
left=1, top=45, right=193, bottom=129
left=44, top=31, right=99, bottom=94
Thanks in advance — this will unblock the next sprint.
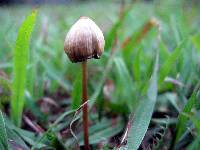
left=105, top=5, right=133, bottom=50
left=71, top=70, right=82, bottom=109
left=38, top=55, right=72, bottom=91
left=158, top=40, right=185, bottom=85
left=11, top=11, right=37, bottom=127
left=89, top=53, right=114, bottom=108
left=0, top=111, right=9, bottom=150
left=159, top=39, right=170, bottom=61
left=133, top=47, right=142, bottom=81
left=186, top=137, right=200, bottom=150
left=127, top=52, right=159, bottom=150
left=32, top=110, right=75, bottom=149
left=114, top=57, right=132, bottom=85
left=191, top=34, right=200, bottom=54
left=114, top=57, right=135, bottom=108
left=79, top=118, right=124, bottom=145
left=174, top=83, right=200, bottom=144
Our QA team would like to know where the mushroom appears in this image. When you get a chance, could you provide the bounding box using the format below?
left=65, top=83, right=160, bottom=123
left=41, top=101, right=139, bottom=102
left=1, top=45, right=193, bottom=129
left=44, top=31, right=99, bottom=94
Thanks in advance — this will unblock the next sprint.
left=64, top=16, right=104, bottom=150
left=64, top=16, right=104, bottom=63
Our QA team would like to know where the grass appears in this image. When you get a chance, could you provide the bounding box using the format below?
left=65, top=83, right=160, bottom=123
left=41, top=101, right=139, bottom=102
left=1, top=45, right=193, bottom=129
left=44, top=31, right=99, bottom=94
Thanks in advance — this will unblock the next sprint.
left=11, top=10, right=37, bottom=127
left=0, top=0, right=200, bottom=149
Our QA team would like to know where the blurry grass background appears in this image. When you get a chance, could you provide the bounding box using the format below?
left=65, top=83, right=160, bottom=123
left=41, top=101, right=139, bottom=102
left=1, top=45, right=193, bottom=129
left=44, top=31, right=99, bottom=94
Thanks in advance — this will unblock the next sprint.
left=0, top=0, right=200, bottom=149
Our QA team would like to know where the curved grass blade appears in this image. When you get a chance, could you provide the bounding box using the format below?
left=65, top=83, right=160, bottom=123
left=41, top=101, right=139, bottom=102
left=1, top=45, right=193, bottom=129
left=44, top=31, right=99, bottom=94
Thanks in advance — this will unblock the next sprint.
left=158, top=39, right=185, bottom=86
left=11, top=10, right=37, bottom=127
left=127, top=52, right=159, bottom=150
left=0, top=111, right=9, bottom=150
left=173, top=83, right=200, bottom=145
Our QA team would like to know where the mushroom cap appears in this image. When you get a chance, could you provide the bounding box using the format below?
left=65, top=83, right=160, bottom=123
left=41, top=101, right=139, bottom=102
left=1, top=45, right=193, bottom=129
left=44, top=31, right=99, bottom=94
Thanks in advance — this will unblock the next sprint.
left=64, top=16, right=105, bottom=63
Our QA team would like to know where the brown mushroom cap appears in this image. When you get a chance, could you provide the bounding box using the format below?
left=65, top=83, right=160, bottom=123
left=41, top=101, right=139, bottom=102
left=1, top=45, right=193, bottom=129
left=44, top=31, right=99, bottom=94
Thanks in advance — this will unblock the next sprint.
left=64, top=16, right=105, bottom=63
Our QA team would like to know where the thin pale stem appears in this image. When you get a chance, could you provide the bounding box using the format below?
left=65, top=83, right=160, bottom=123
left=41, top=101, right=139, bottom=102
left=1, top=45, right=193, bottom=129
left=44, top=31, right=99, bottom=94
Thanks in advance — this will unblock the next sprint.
left=82, top=61, right=90, bottom=150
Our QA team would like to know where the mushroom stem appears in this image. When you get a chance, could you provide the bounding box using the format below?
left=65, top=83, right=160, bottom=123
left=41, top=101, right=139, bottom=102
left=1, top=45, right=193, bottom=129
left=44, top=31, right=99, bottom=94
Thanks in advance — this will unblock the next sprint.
left=82, top=61, right=90, bottom=150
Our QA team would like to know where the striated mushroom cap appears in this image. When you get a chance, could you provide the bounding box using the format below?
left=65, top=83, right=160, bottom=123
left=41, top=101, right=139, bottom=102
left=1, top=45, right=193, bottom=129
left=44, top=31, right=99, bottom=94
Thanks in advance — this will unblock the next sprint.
left=64, top=16, right=105, bottom=63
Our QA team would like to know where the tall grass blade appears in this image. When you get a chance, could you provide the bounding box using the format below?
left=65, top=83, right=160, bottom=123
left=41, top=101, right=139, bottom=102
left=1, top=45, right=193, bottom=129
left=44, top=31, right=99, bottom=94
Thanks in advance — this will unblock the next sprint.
left=127, top=52, right=159, bottom=150
left=11, top=11, right=37, bottom=127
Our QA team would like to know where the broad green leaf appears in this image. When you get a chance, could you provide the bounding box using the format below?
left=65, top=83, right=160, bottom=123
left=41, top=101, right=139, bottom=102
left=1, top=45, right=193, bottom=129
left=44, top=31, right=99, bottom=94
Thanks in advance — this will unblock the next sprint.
left=0, top=111, right=9, bottom=150
left=11, top=11, right=37, bottom=127
left=127, top=52, right=159, bottom=150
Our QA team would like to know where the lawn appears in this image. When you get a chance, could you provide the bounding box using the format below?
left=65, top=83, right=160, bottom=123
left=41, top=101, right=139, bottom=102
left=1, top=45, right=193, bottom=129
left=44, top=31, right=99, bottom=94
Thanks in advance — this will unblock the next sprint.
left=0, top=0, right=200, bottom=149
